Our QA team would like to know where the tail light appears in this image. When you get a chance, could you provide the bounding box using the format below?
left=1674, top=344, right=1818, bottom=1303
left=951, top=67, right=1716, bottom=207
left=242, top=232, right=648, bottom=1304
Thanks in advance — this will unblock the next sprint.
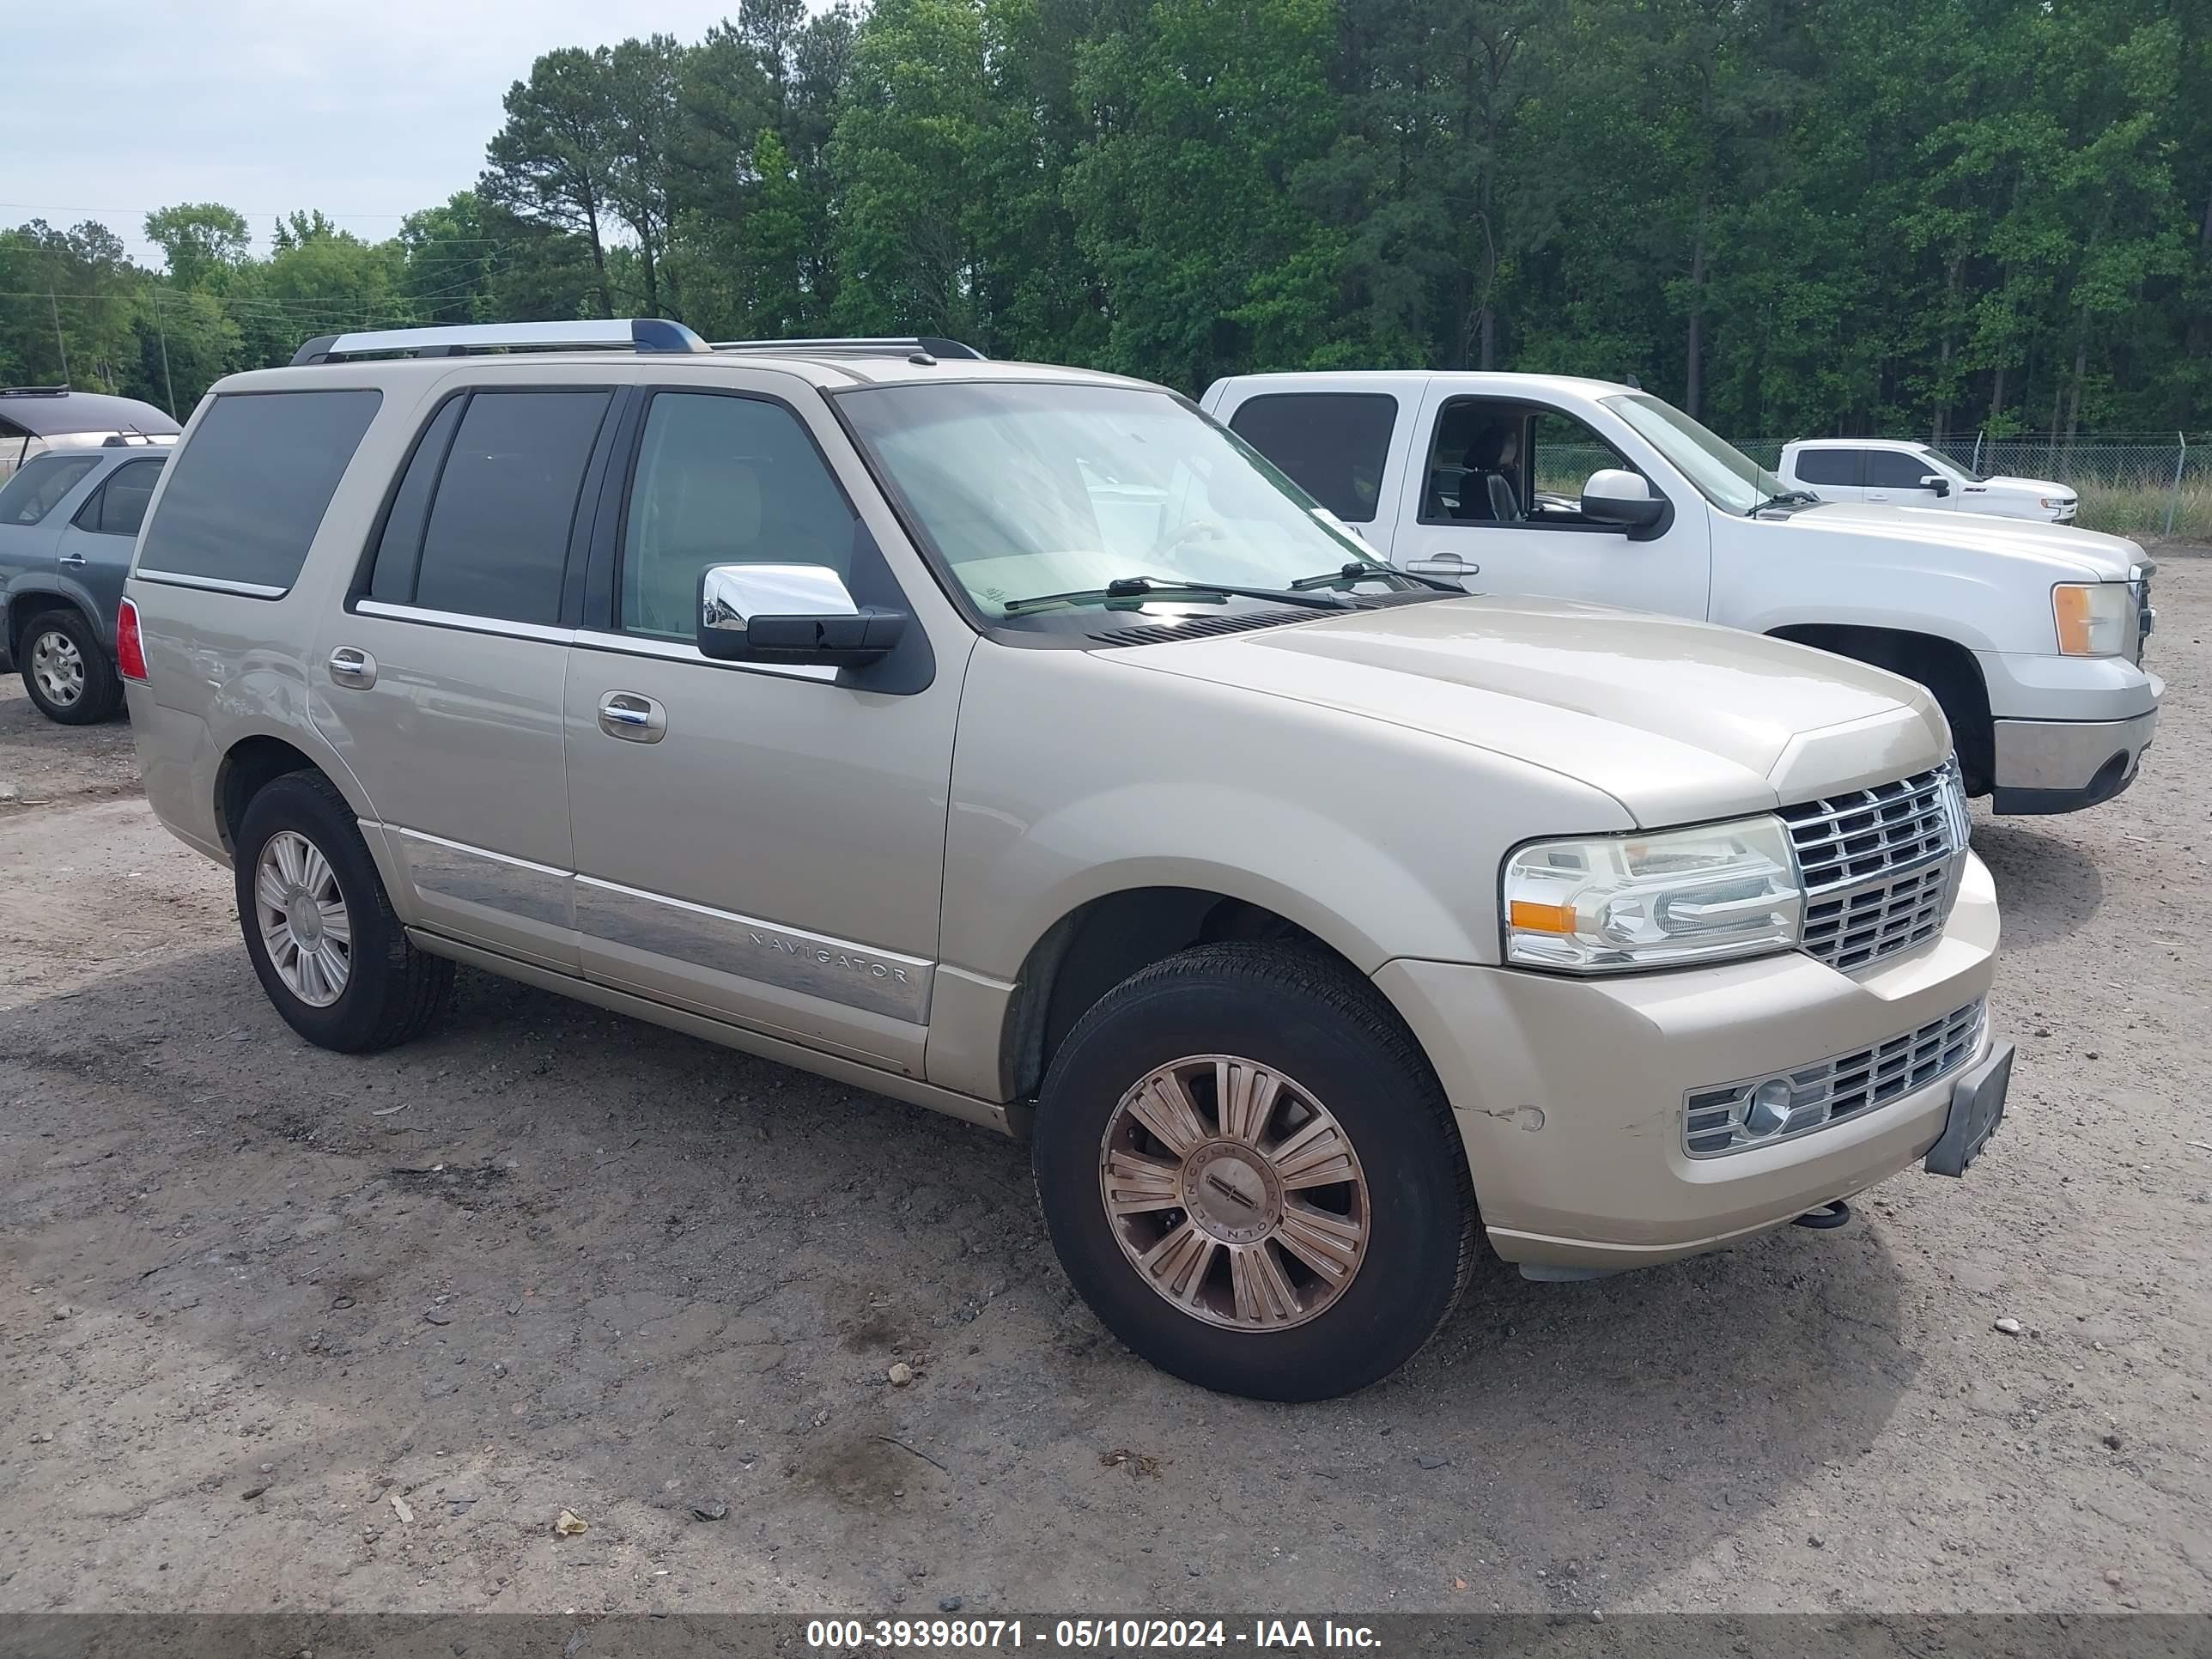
left=117, top=597, right=149, bottom=683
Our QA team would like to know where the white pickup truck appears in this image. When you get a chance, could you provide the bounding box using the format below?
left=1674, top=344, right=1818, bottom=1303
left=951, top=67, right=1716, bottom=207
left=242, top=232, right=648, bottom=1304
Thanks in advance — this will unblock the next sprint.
left=1204, top=372, right=2160, bottom=815
left=1777, top=437, right=2077, bottom=523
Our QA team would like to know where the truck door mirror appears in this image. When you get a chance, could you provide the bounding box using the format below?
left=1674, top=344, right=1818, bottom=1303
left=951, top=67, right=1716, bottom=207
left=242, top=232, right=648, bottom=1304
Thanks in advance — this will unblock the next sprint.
left=698, top=562, right=908, bottom=667
left=1581, top=468, right=1666, bottom=530
left=1919, top=475, right=1952, bottom=498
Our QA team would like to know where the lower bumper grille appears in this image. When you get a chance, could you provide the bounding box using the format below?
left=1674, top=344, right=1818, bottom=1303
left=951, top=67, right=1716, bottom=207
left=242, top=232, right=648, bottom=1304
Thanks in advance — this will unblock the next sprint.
left=1684, top=998, right=1987, bottom=1158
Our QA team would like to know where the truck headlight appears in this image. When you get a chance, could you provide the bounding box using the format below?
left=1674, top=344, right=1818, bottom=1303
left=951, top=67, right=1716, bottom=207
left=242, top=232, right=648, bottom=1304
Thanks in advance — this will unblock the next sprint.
left=1502, top=817, right=1804, bottom=972
left=2052, top=582, right=2128, bottom=655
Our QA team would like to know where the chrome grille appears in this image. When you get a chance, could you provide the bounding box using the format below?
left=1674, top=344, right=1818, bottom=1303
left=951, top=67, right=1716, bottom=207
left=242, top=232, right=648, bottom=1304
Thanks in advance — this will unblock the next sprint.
left=1684, top=999, right=1986, bottom=1158
left=1782, top=762, right=1966, bottom=973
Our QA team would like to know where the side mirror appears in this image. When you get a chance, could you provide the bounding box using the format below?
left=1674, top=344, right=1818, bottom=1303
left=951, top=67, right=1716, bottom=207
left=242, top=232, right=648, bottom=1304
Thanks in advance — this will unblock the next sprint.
left=1919, top=475, right=1951, bottom=497
left=697, top=563, right=908, bottom=667
left=1580, top=468, right=1665, bottom=529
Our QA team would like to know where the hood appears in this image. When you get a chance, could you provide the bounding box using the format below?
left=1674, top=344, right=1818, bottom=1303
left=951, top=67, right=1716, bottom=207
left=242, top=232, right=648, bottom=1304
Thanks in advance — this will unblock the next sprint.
left=1104, top=596, right=1948, bottom=828
left=1981, top=473, right=2073, bottom=499
left=1787, top=501, right=2138, bottom=579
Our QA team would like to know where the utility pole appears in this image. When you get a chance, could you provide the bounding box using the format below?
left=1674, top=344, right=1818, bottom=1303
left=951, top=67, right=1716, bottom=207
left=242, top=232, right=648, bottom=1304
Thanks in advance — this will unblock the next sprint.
left=49, top=287, right=70, bottom=385
left=152, top=287, right=178, bottom=417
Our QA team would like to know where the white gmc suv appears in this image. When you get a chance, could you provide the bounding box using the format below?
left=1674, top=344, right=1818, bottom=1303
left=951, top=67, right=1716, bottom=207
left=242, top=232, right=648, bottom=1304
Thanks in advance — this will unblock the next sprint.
left=1207, top=372, right=2160, bottom=815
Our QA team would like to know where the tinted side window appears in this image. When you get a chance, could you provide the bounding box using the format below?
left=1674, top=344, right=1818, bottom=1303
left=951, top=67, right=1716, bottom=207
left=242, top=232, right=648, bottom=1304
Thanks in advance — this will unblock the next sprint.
left=619, top=392, right=854, bottom=640
left=77, top=459, right=167, bottom=537
left=411, top=390, right=611, bottom=625
left=0, top=453, right=98, bottom=526
left=1794, top=448, right=1863, bottom=487
left=1227, top=393, right=1396, bottom=523
left=1866, top=448, right=1935, bottom=488
left=137, top=390, right=381, bottom=592
left=366, top=396, right=466, bottom=604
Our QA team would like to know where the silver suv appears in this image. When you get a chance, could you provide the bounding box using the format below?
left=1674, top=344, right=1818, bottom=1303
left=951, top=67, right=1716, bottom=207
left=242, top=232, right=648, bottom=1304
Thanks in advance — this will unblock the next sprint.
left=122, top=320, right=2012, bottom=1400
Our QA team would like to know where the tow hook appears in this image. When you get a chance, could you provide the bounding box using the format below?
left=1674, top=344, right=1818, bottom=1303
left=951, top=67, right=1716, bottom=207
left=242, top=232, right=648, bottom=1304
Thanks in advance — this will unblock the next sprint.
left=1792, top=1198, right=1851, bottom=1231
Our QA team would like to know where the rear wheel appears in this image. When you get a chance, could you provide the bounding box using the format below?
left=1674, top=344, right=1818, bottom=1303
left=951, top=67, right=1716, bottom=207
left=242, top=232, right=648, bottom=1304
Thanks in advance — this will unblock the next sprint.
left=1032, top=942, right=1476, bottom=1401
left=21, top=608, right=122, bottom=725
left=234, top=771, right=454, bottom=1052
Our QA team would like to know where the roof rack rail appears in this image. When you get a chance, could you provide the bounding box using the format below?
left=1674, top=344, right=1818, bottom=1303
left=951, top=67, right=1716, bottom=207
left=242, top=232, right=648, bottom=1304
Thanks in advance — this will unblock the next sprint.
left=0, top=385, right=72, bottom=398
left=709, top=336, right=986, bottom=362
left=290, top=319, right=712, bottom=367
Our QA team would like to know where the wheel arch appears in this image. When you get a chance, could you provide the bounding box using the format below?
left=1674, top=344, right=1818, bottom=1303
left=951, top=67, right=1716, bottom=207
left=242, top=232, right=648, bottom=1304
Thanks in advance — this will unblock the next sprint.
left=1766, top=622, right=1995, bottom=790
left=1000, top=884, right=1382, bottom=1104
left=5, top=586, right=91, bottom=660
left=212, top=728, right=377, bottom=859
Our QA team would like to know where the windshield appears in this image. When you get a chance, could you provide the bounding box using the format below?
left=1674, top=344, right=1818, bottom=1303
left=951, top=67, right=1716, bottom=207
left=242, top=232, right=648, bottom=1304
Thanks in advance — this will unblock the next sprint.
left=1601, top=392, right=1789, bottom=515
left=1915, top=445, right=1982, bottom=483
left=836, top=381, right=1384, bottom=617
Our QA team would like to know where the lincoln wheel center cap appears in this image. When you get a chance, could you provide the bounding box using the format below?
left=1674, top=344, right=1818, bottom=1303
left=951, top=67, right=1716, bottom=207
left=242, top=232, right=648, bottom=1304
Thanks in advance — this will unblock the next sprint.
left=285, top=890, right=324, bottom=948
left=1181, top=1141, right=1283, bottom=1245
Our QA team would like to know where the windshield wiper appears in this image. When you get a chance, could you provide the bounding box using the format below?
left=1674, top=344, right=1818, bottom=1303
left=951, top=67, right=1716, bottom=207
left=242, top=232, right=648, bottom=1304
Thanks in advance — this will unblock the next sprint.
left=1292, top=560, right=1461, bottom=594
left=1753, top=489, right=1822, bottom=513
left=1000, top=575, right=1356, bottom=617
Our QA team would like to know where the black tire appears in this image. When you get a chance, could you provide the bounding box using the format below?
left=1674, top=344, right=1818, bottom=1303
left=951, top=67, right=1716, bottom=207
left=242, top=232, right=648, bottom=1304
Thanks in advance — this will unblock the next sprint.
left=1032, top=942, right=1477, bottom=1401
left=20, top=607, right=123, bottom=725
left=234, top=770, right=454, bottom=1053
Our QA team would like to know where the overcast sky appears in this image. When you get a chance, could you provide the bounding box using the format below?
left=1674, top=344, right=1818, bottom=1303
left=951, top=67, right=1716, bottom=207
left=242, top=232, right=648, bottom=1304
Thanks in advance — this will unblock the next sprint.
left=11, top=1, right=749, bottom=267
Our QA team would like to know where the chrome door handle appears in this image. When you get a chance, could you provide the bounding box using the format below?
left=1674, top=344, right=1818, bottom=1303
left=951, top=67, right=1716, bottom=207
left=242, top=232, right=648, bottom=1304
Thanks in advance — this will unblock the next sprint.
left=58, top=552, right=88, bottom=568
left=1403, top=554, right=1480, bottom=580
left=327, top=646, right=377, bottom=688
left=598, top=691, right=666, bottom=743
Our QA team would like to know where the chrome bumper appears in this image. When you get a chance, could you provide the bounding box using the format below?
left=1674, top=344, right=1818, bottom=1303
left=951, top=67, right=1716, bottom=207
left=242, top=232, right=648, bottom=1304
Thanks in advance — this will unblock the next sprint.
left=1990, top=702, right=2159, bottom=813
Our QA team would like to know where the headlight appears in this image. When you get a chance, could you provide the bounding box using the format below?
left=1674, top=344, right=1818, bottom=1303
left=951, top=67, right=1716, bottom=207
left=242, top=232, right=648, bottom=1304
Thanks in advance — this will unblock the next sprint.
left=1502, top=816, right=1804, bottom=973
left=2052, top=582, right=2128, bottom=655
left=2039, top=496, right=2068, bottom=510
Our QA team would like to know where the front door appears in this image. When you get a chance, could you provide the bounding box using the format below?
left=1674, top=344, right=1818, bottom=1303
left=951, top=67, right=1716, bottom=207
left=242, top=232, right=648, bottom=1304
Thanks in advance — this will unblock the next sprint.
left=563, top=383, right=963, bottom=1074
left=1864, top=447, right=1951, bottom=510
left=1392, top=389, right=1711, bottom=619
left=311, top=380, right=623, bottom=971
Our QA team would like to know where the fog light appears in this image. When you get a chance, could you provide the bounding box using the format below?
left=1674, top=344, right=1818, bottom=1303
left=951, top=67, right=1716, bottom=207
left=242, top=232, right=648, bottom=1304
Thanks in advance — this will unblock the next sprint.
left=1744, top=1079, right=1796, bottom=1139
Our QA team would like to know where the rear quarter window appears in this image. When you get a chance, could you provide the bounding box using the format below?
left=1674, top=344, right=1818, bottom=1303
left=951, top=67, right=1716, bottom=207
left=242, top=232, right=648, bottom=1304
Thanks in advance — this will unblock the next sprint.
left=1227, top=392, right=1397, bottom=523
left=137, top=389, right=382, bottom=594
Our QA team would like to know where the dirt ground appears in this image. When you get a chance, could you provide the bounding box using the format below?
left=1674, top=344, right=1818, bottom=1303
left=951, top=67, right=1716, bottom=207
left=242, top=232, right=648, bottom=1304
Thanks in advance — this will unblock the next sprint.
left=1, top=556, right=2206, bottom=1620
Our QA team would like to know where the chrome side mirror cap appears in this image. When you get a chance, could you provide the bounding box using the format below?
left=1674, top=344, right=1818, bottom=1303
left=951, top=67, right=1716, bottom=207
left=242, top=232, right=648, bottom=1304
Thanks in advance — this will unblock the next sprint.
left=698, top=563, right=908, bottom=667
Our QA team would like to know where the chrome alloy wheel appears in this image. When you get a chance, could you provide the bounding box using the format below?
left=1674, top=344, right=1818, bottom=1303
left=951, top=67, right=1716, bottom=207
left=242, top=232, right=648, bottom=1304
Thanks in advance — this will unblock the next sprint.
left=253, top=830, right=352, bottom=1007
left=29, top=629, right=85, bottom=708
left=1100, top=1054, right=1370, bottom=1330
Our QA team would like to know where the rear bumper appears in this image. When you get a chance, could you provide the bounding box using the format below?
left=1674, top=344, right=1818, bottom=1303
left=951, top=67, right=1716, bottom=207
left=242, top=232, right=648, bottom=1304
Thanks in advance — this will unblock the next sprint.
left=1375, top=854, right=2000, bottom=1273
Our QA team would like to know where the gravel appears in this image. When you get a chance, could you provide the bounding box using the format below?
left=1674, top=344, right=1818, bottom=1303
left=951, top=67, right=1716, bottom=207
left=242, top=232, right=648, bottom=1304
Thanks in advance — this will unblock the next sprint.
left=1, top=550, right=2207, bottom=1614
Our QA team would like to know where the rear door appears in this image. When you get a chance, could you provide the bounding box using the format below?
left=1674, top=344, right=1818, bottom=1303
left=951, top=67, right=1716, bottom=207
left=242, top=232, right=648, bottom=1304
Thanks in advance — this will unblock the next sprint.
left=1220, top=387, right=1408, bottom=555
left=58, top=455, right=166, bottom=648
left=1790, top=446, right=1867, bottom=503
left=311, top=376, right=626, bottom=972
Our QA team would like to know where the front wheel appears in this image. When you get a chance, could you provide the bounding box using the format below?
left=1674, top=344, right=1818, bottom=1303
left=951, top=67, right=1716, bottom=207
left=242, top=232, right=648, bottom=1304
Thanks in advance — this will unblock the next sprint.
left=1032, top=943, right=1477, bottom=1401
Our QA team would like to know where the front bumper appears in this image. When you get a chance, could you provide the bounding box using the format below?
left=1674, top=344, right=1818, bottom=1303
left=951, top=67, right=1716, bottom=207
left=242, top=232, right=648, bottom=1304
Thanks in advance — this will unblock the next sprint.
left=1990, top=702, right=2159, bottom=814
left=1376, top=852, right=2000, bottom=1273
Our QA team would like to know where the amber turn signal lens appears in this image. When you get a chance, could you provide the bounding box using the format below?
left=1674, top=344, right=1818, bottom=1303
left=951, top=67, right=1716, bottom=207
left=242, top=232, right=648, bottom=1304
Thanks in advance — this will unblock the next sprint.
left=1508, top=899, right=1577, bottom=935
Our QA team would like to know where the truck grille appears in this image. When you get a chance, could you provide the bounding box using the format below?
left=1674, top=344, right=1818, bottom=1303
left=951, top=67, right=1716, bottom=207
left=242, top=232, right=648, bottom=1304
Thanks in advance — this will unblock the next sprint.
left=1782, top=763, right=1966, bottom=973
left=1684, top=998, right=1986, bottom=1158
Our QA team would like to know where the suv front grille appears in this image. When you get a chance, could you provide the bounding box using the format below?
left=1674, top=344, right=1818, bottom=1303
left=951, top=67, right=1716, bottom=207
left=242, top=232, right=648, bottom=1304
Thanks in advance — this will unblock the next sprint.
left=1684, top=998, right=1986, bottom=1158
left=1782, top=763, right=1966, bottom=973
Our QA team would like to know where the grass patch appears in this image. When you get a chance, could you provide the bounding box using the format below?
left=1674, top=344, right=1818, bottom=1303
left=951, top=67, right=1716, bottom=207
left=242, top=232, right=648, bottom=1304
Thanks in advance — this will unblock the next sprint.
left=2072, top=479, right=2212, bottom=542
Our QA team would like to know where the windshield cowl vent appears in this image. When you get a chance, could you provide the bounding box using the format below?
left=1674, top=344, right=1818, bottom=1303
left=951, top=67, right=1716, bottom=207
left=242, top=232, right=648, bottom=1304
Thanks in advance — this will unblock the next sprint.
left=1086, top=608, right=1331, bottom=647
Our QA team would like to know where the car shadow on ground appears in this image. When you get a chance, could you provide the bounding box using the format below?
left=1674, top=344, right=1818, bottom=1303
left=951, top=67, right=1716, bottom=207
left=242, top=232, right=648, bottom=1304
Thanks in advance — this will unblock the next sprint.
left=0, top=943, right=1920, bottom=1611
left=1968, top=814, right=2106, bottom=947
